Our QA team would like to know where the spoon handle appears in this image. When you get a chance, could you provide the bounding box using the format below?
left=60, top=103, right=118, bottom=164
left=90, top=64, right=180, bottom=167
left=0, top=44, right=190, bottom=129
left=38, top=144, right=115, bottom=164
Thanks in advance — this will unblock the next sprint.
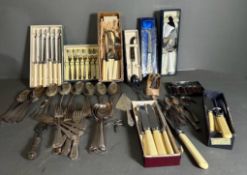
left=27, top=134, right=42, bottom=160
left=98, top=120, right=106, bottom=151
left=70, top=137, right=80, bottom=160
left=89, top=121, right=100, bottom=152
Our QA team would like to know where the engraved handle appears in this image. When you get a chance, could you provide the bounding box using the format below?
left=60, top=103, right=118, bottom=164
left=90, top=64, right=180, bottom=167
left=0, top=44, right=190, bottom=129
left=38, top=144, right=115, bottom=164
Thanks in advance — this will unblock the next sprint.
left=52, top=125, right=63, bottom=148
left=70, top=138, right=79, bottom=160
left=89, top=121, right=100, bottom=152
left=98, top=120, right=106, bottom=151
left=27, top=134, right=41, bottom=160
left=179, top=132, right=209, bottom=169
left=61, top=138, right=72, bottom=156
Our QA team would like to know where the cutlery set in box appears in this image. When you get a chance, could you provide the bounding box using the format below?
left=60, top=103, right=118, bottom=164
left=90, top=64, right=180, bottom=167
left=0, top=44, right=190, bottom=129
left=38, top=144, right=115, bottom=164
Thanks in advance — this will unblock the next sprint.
left=30, top=25, right=63, bottom=87
left=63, top=45, right=99, bottom=81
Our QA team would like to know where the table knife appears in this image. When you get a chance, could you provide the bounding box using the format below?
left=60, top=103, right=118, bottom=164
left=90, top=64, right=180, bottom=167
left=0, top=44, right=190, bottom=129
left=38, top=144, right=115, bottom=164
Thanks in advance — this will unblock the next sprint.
left=49, top=28, right=54, bottom=84
left=166, top=117, right=209, bottom=169
left=32, top=29, right=38, bottom=87
left=139, top=106, right=158, bottom=156
left=146, top=104, right=167, bottom=155
left=155, top=101, right=175, bottom=154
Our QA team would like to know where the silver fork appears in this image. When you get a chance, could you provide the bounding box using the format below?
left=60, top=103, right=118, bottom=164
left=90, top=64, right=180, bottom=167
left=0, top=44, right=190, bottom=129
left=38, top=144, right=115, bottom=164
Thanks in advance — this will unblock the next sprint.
left=52, top=105, right=65, bottom=148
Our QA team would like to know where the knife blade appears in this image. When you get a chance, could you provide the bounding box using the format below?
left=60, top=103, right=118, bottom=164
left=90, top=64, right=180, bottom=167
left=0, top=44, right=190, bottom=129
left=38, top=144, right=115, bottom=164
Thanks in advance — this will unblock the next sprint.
left=139, top=106, right=158, bottom=156
left=146, top=104, right=167, bottom=155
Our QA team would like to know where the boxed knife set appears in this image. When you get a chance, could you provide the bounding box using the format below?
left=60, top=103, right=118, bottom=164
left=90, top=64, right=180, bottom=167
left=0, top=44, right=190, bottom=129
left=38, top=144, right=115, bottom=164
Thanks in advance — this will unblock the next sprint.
left=139, top=18, right=158, bottom=77
left=203, top=90, right=235, bottom=149
left=30, top=25, right=63, bottom=87
left=160, top=10, right=181, bottom=75
left=63, top=45, right=99, bottom=82
left=98, top=12, right=124, bottom=82
left=132, top=100, right=182, bottom=167
left=123, top=30, right=142, bottom=83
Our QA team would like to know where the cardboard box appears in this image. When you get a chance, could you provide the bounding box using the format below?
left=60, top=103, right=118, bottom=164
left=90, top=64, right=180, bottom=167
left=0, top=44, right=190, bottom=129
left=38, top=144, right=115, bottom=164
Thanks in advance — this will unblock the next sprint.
left=97, top=12, right=124, bottom=82
left=132, top=100, right=182, bottom=167
left=63, top=44, right=98, bottom=82
left=203, top=90, right=235, bottom=149
left=123, top=30, right=142, bottom=82
left=30, top=25, right=63, bottom=87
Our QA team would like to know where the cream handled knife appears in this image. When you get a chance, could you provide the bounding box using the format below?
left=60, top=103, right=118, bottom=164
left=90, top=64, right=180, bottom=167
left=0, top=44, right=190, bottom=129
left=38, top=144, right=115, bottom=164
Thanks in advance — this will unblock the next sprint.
left=213, top=107, right=232, bottom=139
left=166, top=117, right=209, bottom=169
left=146, top=105, right=167, bottom=155
left=139, top=106, right=158, bottom=156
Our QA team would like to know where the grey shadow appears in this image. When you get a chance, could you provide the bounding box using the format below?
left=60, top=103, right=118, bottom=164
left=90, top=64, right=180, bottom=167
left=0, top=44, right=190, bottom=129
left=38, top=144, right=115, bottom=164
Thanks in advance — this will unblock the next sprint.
left=86, top=13, right=98, bottom=44
left=20, top=27, right=30, bottom=85
left=0, top=54, right=19, bottom=79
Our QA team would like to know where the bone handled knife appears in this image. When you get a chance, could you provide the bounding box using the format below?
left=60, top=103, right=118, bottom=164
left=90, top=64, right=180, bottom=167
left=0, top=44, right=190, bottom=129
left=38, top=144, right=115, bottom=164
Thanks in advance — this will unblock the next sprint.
left=42, top=29, right=47, bottom=86
left=146, top=105, right=167, bottom=155
left=43, top=28, right=49, bottom=86
left=49, top=28, right=54, bottom=84
left=155, top=101, right=175, bottom=154
left=40, top=28, right=46, bottom=86
left=57, top=28, right=62, bottom=85
left=32, top=29, right=38, bottom=87
left=139, top=106, right=158, bottom=156
left=36, top=29, right=41, bottom=86
left=53, top=28, right=59, bottom=84
left=38, top=29, right=44, bottom=86
left=166, top=117, right=209, bottom=169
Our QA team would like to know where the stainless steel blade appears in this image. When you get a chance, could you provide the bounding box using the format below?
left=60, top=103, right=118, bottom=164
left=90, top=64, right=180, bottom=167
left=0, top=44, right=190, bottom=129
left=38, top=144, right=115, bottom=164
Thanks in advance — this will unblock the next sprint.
left=146, top=104, right=159, bottom=130
left=139, top=106, right=150, bottom=131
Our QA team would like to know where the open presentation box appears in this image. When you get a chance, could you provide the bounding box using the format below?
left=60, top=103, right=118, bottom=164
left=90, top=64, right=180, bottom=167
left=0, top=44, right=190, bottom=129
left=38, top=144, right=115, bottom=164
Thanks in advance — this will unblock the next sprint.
left=132, top=100, right=182, bottom=167
left=63, top=44, right=98, bottom=82
left=97, top=12, right=124, bottom=82
left=203, top=91, right=235, bottom=149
